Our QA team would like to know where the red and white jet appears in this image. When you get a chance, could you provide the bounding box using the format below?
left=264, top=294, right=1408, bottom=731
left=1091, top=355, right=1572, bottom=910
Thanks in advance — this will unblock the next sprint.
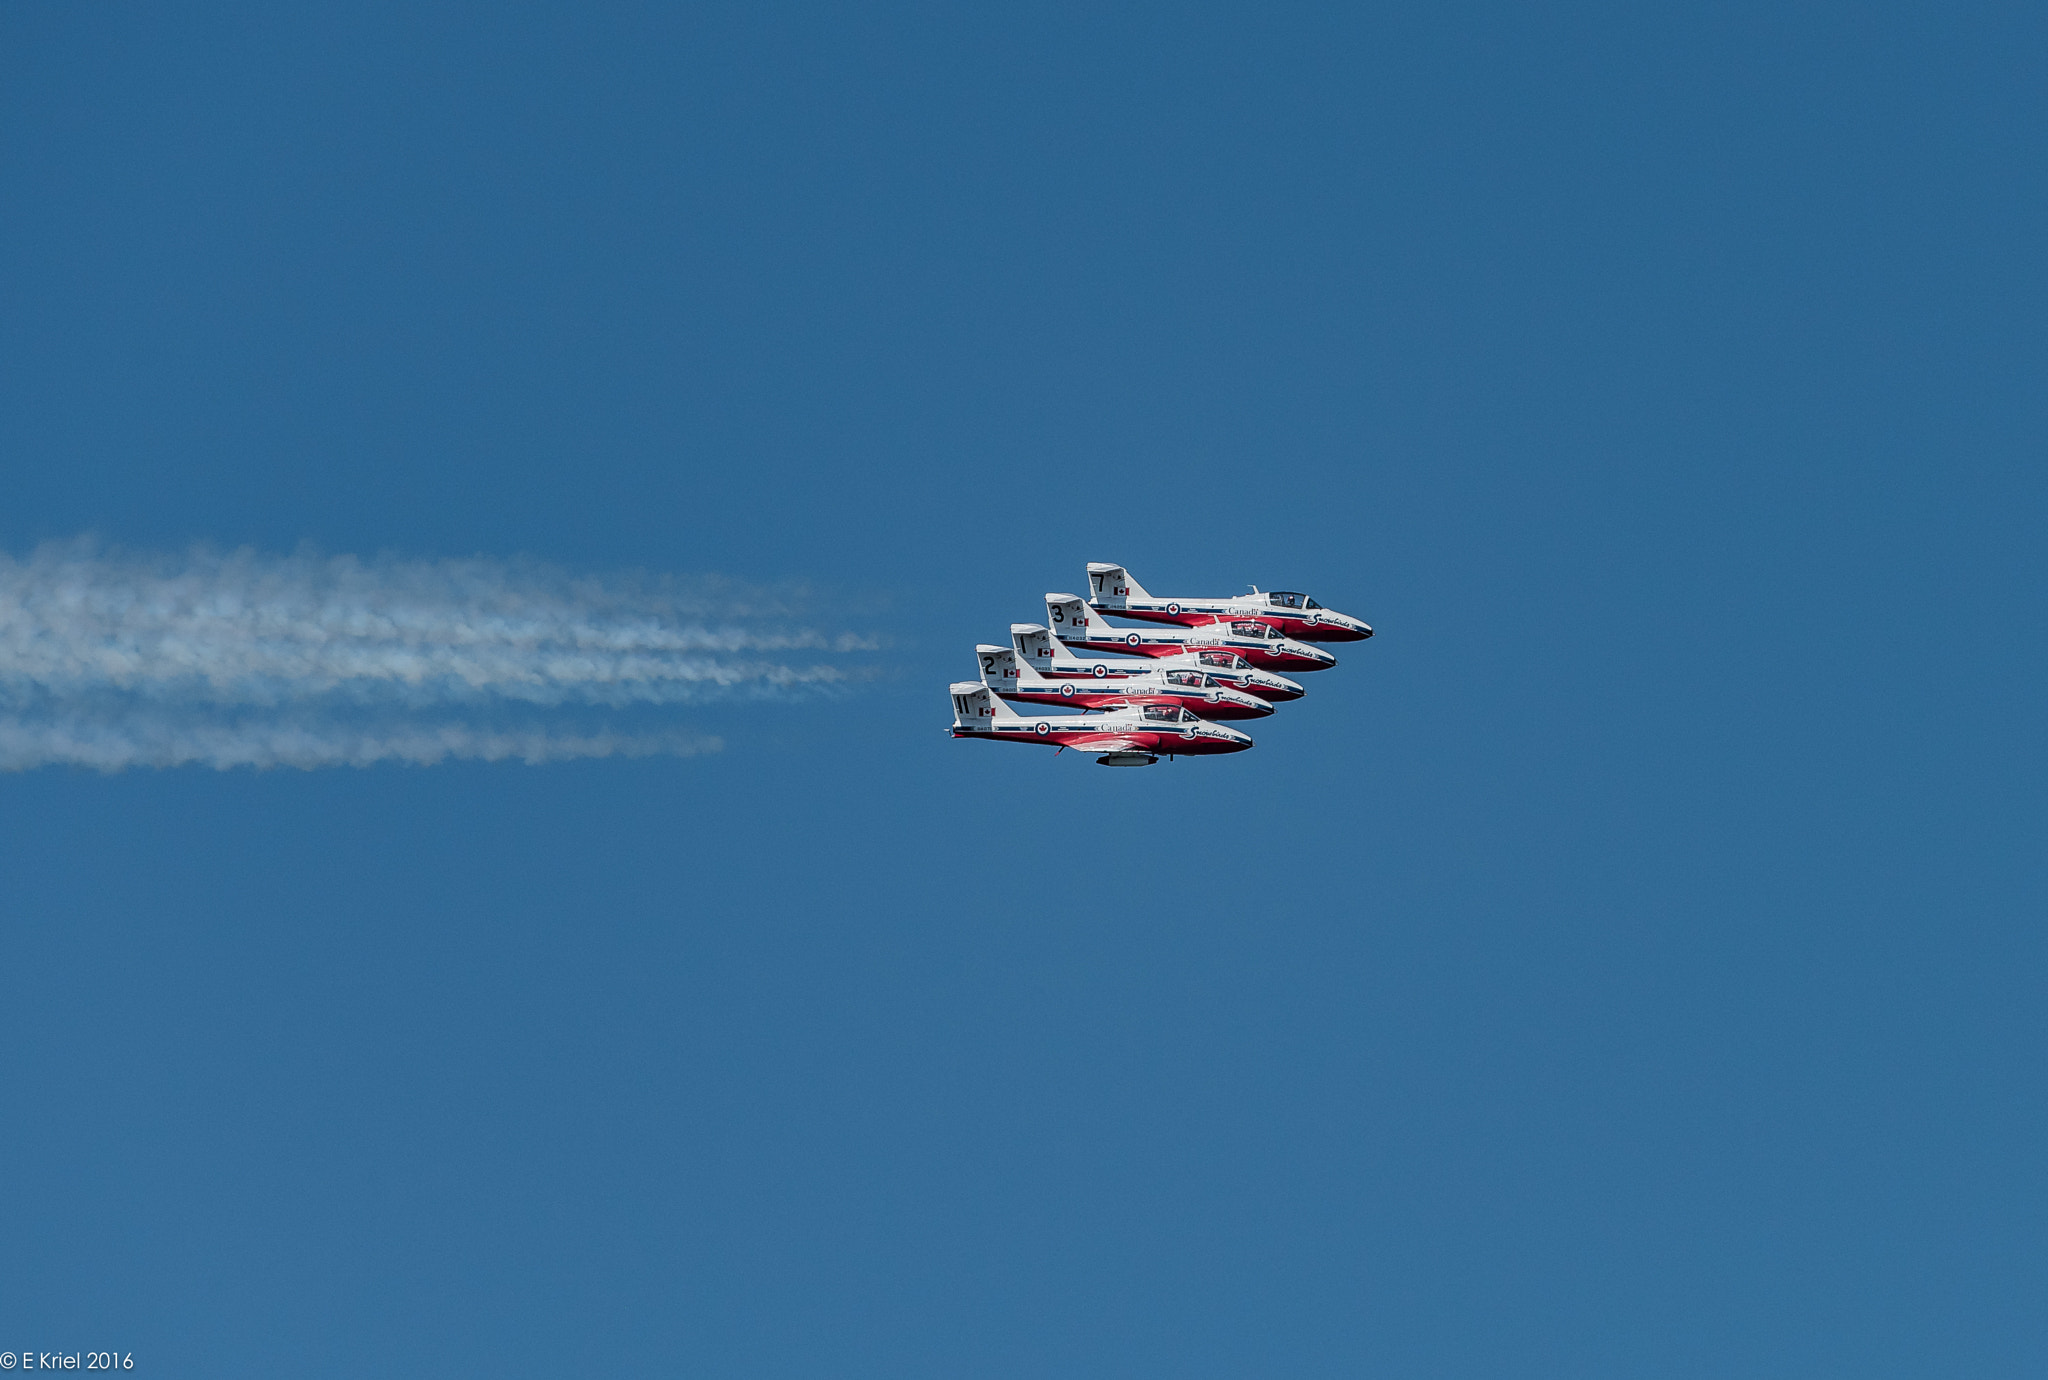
left=948, top=682, right=1253, bottom=766
left=1045, top=594, right=1338, bottom=673
left=975, top=642, right=1272, bottom=720
left=1085, top=563, right=1374, bottom=642
left=1009, top=623, right=1305, bottom=702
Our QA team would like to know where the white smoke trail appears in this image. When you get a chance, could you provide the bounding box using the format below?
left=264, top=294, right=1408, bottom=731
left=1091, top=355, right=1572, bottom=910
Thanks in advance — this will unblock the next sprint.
left=0, top=538, right=879, bottom=770
left=0, top=711, right=723, bottom=771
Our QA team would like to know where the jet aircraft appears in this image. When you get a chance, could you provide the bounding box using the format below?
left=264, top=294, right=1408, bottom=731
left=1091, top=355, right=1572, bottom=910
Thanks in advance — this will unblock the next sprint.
left=1045, top=594, right=1337, bottom=673
left=1085, top=563, right=1373, bottom=642
left=1009, top=623, right=1305, bottom=702
left=975, top=643, right=1272, bottom=720
left=948, top=682, right=1253, bottom=766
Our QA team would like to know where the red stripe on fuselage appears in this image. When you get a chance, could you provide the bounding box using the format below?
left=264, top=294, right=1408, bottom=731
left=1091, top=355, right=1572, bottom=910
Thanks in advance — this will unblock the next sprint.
left=1091, top=602, right=1370, bottom=643
left=1064, top=635, right=1327, bottom=673
left=998, top=688, right=1268, bottom=721
left=950, top=727, right=1247, bottom=755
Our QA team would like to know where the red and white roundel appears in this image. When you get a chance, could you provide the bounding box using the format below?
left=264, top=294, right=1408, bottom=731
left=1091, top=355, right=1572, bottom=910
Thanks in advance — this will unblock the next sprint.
left=1125, top=633, right=1140, bottom=646
left=1059, top=683, right=1074, bottom=697
left=1035, top=722, right=1050, bottom=735
left=1167, top=602, right=1180, bottom=615
left=1093, top=664, right=1108, bottom=678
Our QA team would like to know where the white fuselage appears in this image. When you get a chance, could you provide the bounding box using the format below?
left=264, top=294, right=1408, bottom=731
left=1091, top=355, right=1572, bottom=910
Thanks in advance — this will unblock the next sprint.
left=1011, top=623, right=1306, bottom=701
left=1047, top=595, right=1338, bottom=674
left=1085, top=565, right=1374, bottom=642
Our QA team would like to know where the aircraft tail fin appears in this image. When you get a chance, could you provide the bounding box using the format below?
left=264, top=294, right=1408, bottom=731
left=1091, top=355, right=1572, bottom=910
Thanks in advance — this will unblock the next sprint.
left=1012, top=623, right=1056, bottom=670
left=1014, top=652, right=1054, bottom=688
left=950, top=681, right=1018, bottom=728
left=975, top=644, right=1020, bottom=690
left=1017, top=620, right=1096, bottom=670
left=1046, top=592, right=1115, bottom=640
left=1086, top=563, right=1152, bottom=606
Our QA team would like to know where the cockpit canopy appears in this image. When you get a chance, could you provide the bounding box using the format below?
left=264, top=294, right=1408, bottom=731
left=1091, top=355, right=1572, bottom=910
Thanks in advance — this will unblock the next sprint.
left=1164, top=670, right=1204, bottom=688
left=1265, top=591, right=1321, bottom=610
left=1197, top=650, right=1248, bottom=670
left=1230, top=620, right=1280, bottom=639
left=1141, top=704, right=1196, bottom=723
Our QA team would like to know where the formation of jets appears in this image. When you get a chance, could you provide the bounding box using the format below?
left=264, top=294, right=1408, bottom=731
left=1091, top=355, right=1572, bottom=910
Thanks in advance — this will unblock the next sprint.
left=949, top=563, right=1373, bottom=766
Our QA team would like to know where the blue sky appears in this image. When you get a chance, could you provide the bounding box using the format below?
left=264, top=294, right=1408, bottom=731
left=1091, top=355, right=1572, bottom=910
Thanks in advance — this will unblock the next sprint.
left=3, top=3, right=2045, bottom=1375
